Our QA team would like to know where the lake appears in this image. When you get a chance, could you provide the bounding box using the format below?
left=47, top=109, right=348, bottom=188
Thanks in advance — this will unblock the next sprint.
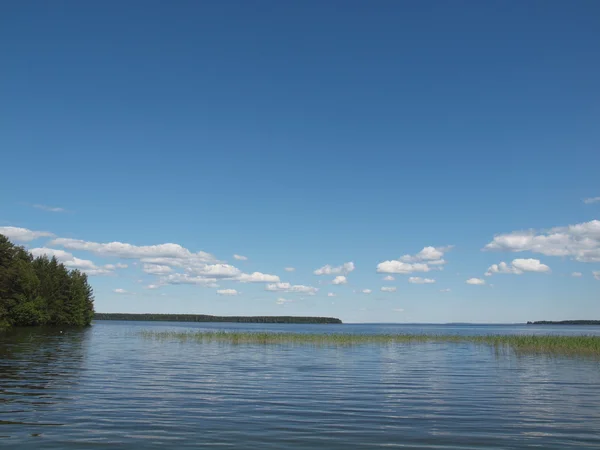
left=2, top=321, right=600, bottom=449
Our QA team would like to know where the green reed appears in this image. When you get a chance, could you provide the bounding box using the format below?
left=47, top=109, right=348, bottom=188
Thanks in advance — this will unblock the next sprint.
left=139, top=330, right=600, bottom=357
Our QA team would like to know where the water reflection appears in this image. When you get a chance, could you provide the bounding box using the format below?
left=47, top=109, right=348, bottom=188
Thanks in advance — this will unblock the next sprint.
left=2, top=322, right=600, bottom=449
left=0, top=328, right=90, bottom=433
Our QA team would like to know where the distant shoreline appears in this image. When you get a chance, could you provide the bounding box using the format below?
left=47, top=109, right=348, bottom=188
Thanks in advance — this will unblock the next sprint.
left=527, top=320, right=600, bottom=325
left=93, top=313, right=342, bottom=324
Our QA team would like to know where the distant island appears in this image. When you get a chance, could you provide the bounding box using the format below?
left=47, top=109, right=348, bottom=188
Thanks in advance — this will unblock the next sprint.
left=94, top=313, right=342, bottom=324
left=0, top=234, right=94, bottom=329
left=527, top=320, right=600, bottom=325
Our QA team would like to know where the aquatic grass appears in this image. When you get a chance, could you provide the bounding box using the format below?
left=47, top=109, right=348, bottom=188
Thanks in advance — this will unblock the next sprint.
left=139, top=330, right=600, bottom=357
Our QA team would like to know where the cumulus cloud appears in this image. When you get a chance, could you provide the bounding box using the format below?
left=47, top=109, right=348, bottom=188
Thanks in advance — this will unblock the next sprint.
left=381, top=286, right=397, bottom=292
left=284, top=267, right=295, bottom=272
left=217, top=289, right=239, bottom=296
left=237, top=272, right=280, bottom=283
left=0, top=226, right=54, bottom=242
left=485, top=258, right=551, bottom=276
left=113, top=288, right=128, bottom=294
left=466, top=278, right=486, bottom=285
left=408, top=277, right=436, bottom=284
left=361, top=289, right=372, bottom=294
left=327, top=293, right=336, bottom=297
left=32, top=204, right=66, bottom=213
left=104, top=263, right=128, bottom=270
left=332, top=275, right=347, bottom=285
left=191, top=264, right=241, bottom=278
left=398, top=246, right=453, bottom=268
left=512, top=258, right=551, bottom=273
left=594, top=271, right=600, bottom=281
left=29, top=247, right=112, bottom=276
left=50, top=237, right=217, bottom=262
left=233, top=254, right=248, bottom=261
left=427, top=259, right=447, bottom=266
left=440, top=288, right=451, bottom=292
left=376, top=261, right=431, bottom=274
left=483, top=220, right=600, bottom=263
left=583, top=197, right=600, bottom=204
left=146, top=284, right=160, bottom=289
left=158, top=273, right=218, bottom=287
left=383, top=275, right=395, bottom=281
left=143, top=264, right=173, bottom=275
left=314, top=262, right=355, bottom=275
left=276, top=297, right=292, bottom=305
left=266, top=282, right=319, bottom=295
left=571, top=272, right=583, bottom=277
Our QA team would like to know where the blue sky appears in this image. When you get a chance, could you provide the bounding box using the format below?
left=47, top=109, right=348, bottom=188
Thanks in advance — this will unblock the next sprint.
left=1, top=1, right=599, bottom=323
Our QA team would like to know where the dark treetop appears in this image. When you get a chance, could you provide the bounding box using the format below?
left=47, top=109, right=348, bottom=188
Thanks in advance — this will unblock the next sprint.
left=0, top=234, right=94, bottom=329
left=527, top=320, right=600, bottom=325
left=94, top=313, right=342, bottom=324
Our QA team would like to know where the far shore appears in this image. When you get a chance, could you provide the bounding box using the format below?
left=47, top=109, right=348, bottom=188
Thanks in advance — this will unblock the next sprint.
left=94, top=313, right=342, bottom=324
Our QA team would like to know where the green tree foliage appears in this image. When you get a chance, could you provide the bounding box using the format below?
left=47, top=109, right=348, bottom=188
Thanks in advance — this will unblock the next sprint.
left=0, top=234, right=94, bottom=329
left=94, top=313, right=342, bottom=324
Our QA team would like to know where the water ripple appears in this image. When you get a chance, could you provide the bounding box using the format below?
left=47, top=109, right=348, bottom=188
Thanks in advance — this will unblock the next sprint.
left=1, top=322, right=600, bottom=449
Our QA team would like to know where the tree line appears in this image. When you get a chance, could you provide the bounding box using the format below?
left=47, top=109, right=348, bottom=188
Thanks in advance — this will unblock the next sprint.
left=94, top=313, right=342, bottom=324
left=528, top=320, right=600, bottom=325
left=0, top=233, right=94, bottom=329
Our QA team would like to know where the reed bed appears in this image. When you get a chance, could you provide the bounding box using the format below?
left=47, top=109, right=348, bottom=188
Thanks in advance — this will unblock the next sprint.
left=139, top=330, right=600, bottom=357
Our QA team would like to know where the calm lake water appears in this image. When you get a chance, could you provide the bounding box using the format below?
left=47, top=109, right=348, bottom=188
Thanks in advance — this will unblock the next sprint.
left=2, top=321, right=600, bottom=449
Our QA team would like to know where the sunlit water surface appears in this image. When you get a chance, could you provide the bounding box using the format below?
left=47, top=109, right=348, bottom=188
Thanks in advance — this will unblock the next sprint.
left=1, top=321, right=600, bottom=449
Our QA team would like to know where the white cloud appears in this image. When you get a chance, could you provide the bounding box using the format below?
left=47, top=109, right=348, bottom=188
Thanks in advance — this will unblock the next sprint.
left=146, top=284, right=160, bottom=289
left=158, top=273, right=218, bottom=287
left=276, top=297, right=292, bottom=305
left=398, top=246, right=453, bottom=268
left=332, top=275, right=347, bottom=285
left=32, top=204, right=66, bottom=213
left=594, top=271, right=600, bottom=281
left=237, top=272, right=280, bottom=283
left=485, top=258, right=551, bottom=276
left=143, top=263, right=173, bottom=275
left=0, top=226, right=54, bottom=242
left=392, top=308, right=404, bottom=312
left=383, top=275, right=395, bottom=281
left=427, top=259, right=447, bottom=266
left=485, top=261, right=522, bottom=276
left=50, top=237, right=217, bottom=262
left=376, top=261, right=431, bottom=274
left=233, top=254, right=248, bottom=261
left=466, top=278, right=486, bottom=285
left=381, top=286, right=397, bottom=292
left=192, top=264, right=241, bottom=278
left=361, top=289, right=372, bottom=294
left=217, top=289, right=239, bottom=296
left=29, top=247, right=111, bottom=276
left=571, top=272, right=583, bottom=277
left=483, top=220, right=600, bottom=263
left=314, top=261, right=355, bottom=275
left=440, top=288, right=451, bottom=292
left=284, top=267, right=295, bottom=272
left=30, top=247, right=72, bottom=260
left=583, top=197, right=600, bottom=204
left=103, top=263, right=128, bottom=270
left=113, top=288, right=128, bottom=294
left=327, top=293, right=336, bottom=297
left=512, top=258, right=551, bottom=273
left=266, top=282, right=319, bottom=295
left=408, top=277, right=436, bottom=284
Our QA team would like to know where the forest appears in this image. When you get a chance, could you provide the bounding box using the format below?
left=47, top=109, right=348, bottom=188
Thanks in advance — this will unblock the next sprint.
left=95, top=313, right=342, bottom=324
left=527, top=320, right=600, bottom=325
left=0, top=233, right=94, bottom=329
